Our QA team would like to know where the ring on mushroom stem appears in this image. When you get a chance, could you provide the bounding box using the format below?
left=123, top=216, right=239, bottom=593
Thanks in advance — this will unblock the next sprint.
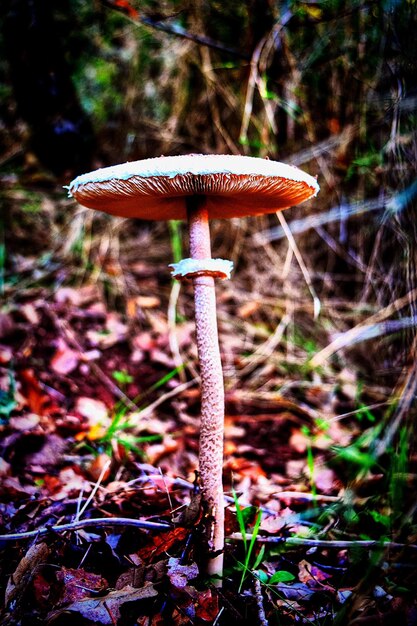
left=169, top=258, right=234, bottom=280
left=68, top=153, right=319, bottom=586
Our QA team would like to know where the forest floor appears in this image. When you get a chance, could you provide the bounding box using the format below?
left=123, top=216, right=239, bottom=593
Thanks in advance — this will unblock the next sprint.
left=0, top=181, right=416, bottom=625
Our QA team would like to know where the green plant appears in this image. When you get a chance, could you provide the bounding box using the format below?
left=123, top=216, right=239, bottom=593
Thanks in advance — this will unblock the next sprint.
left=96, top=406, right=162, bottom=457
left=301, top=425, right=318, bottom=501
left=232, top=489, right=264, bottom=592
left=79, top=367, right=184, bottom=459
left=354, top=382, right=376, bottom=423
left=112, top=369, right=134, bottom=386
left=168, top=220, right=183, bottom=265
left=0, top=370, right=17, bottom=424
left=388, top=426, right=409, bottom=524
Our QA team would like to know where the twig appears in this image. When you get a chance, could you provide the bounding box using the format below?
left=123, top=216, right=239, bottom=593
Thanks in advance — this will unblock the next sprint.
left=239, top=10, right=293, bottom=148
left=167, top=279, right=186, bottom=383
left=102, top=0, right=249, bottom=59
left=310, top=287, right=417, bottom=366
left=276, top=212, right=321, bottom=318
left=238, top=313, right=291, bottom=376
left=272, top=491, right=341, bottom=502
left=374, top=340, right=417, bottom=458
left=74, top=459, right=112, bottom=522
left=133, top=379, right=196, bottom=418
left=254, top=577, right=269, bottom=626
left=228, top=534, right=417, bottom=550
left=0, top=517, right=172, bottom=542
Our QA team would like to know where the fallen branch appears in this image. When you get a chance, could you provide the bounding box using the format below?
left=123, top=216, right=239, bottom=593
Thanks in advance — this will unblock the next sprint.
left=102, top=0, right=250, bottom=59
left=229, top=533, right=417, bottom=550
left=253, top=577, right=268, bottom=626
left=3, top=519, right=414, bottom=553
left=0, top=517, right=172, bottom=542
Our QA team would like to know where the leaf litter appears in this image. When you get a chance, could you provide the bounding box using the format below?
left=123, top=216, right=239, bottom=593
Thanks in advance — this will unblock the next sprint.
left=0, top=193, right=416, bottom=625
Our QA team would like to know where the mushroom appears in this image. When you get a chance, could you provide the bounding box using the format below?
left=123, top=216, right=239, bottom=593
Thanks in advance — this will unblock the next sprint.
left=68, top=154, right=319, bottom=583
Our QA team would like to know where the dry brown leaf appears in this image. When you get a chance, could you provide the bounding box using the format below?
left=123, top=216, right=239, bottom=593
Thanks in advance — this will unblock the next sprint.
left=289, top=429, right=309, bottom=453
left=298, top=559, right=331, bottom=585
left=20, top=303, right=40, bottom=325
left=9, top=414, right=40, bottom=430
left=25, top=433, right=67, bottom=469
left=50, top=338, right=79, bottom=375
left=86, top=453, right=113, bottom=481
left=314, top=466, right=337, bottom=494
left=75, top=397, right=108, bottom=424
left=5, top=542, right=50, bottom=607
left=260, top=515, right=286, bottom=534
left=0, top=312, right=15, bottom=339
left=18, top=369, right=60, bottom=416
left=0, top=345, right=13, bottom=364
left=237, top=300, right=261, bottom=318
left=0, top=457, right=11, bottom=477
left=135, top=295, right=161, bottom=309
left=54, top=284, right=101, bottom=307
left=145, top=436, right=178, bottom=465
left=56, top=567, right=108, bottom=605
left=48, top=467, right=92, bottom=500
left=167, top=557, right=199, bottom=589
left=48, top=583, right=158, bottom=625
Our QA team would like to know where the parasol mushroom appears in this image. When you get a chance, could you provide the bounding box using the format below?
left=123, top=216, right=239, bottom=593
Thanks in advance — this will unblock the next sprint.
left=68, top=154, right=319, bottom=583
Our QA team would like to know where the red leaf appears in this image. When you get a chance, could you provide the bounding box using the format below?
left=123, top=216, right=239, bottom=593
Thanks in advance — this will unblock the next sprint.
left=32, top=572, right=52, bottom=609
left=56, top=567, right=107, bottom=605
left=18, top=369, right=60, bottom=416
left=137, top=527, right=188, bottom=563
left=108, top=0, right=139, bottom=19
left=195, top=589, right=219, bottom=622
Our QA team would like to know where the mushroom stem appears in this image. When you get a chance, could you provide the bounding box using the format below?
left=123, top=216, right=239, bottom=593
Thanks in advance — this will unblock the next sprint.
left=186, top=195, right=225, bottom=584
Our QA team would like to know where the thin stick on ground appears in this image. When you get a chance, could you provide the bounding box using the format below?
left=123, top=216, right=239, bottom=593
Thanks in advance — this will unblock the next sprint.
left=2, top=521, right=415, bottom=552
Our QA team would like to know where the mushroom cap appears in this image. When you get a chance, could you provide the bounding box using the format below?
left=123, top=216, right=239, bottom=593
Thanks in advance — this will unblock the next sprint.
left=68, top=154, right=319, bottom=221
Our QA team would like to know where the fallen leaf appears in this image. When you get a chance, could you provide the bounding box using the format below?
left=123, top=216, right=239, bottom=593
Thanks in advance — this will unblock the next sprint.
left=167, top=557, right=199, bottom=589
left=50, top=338, right=79, bottom=375
left=274, top=581, right=315, bottom=601
left=0, top=457, right=11, bottom=476
left=314, top=466, right=337, bottom=494
left=298, top=559, right=331, bottom=585
left=20, top=303, right=40, bottom=325
left=56, top=567, right=107, bottom=605
left=32, top=571, right=52, bottom=609
left=9, top=414, right=40, bottom=430
left=145, top=436, right=179, bottom=464
left=289, top=429, right=309, bottom=454
left=135, top=295, right=161, bottom=309
left=48, top=583, right=158, bottom=624
left=18, top=369, right=60, bottom=416
left=5, top=542, right=50, bottom=607
left=137, top=528, right=189, bottom=562
left=86, top=453, right=113, bottom=481
left=54, top=284, right=101, bottom=307
left=75, top=397, right=109, bottom=424
left=47, top=467, right=92, bottom=500
left=0, top=345, right=13, bottom=364
left=194, top=589, right=219, bottom=622
left=86, top=313, right=128, bottom=349
left=237, top=300, right=261, bottom=318
left=0, top=312, right=14, bottom=339
left=25, top=434, right=67, bottom=469
left=260, top=515, right=286, bottom=534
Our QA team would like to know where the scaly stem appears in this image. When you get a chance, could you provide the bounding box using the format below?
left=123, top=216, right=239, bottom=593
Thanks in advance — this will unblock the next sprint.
left=187, top=195, right=225, bottom=584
